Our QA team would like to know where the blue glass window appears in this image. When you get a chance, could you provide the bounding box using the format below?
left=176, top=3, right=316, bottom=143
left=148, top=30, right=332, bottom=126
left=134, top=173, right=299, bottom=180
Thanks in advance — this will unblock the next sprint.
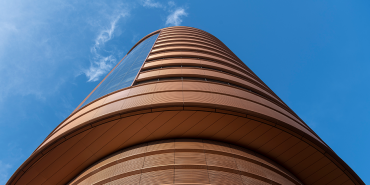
left=80, top=33, right=159, bottom=108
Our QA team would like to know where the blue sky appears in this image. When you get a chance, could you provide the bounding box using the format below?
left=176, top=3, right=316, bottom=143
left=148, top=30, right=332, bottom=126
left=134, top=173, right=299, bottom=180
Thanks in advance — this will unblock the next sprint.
left=1, top=0, right=369, bottom=184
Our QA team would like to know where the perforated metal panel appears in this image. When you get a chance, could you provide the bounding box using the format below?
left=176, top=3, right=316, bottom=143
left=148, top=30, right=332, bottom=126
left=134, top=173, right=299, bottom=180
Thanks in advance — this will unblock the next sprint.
left=69, top=140, right=302, bottom=185
left=9, top=26, right=363, bottom=185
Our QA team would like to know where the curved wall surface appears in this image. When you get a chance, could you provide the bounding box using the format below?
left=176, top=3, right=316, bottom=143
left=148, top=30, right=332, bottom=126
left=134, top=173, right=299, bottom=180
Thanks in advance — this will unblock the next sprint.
left=69, top=139, right=303, bottom=185
left=7, top=26, right=364, bottom=185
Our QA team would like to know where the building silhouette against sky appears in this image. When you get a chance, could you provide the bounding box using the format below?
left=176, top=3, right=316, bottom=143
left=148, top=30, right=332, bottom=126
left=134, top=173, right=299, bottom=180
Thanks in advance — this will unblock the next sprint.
left=8, top=26, right=364, bottom=185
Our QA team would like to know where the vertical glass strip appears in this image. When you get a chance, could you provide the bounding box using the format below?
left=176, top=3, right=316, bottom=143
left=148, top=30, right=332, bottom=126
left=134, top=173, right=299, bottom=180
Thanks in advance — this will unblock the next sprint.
left=80, top=33, right=159, bottom=108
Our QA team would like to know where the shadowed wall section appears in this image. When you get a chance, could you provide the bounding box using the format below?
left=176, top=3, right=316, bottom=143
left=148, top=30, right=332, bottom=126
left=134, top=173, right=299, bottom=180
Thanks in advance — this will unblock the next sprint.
left=69, top=140, right=302, bottom=185
left=7, top=26, right=364, bottom=185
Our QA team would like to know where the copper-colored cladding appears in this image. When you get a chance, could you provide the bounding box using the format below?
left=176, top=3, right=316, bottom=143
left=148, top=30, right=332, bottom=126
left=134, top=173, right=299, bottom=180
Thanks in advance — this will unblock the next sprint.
left=69, top=140, right=303, bottom=185
left=7, top=26, right=363, bottom=185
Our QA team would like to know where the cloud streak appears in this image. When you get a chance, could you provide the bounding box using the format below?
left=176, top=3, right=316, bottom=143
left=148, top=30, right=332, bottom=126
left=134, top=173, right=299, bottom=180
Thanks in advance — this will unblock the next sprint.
left=84, top=12, right=128, bottom=82
left=84, top=0, right=189, bottom=82
left=142, top=0, right=163, bottom=8
left=166, top=8, right=188, bottom=26
left=139, top=1, right=188, bottom=27
left=93, top=14, right=122, bottom=49
left=84, top=55, right=116, bottom=82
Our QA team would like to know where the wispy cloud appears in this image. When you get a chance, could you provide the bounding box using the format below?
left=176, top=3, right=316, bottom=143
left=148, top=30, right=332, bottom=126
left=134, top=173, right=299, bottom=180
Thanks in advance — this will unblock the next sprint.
left=0, top=1, right=76, bottom=101
left=168, top=1, right=176, bottom=7
left=139, top=0, right=188, bottom=26
left=84, top=55, right=116, bottom=82
left=166, top=8, right=188, bottom=26
left=142, top=0, right=163, bottom=8
left=83, top=12, right=129, bottom=82
left=93, top=14, right=123, bottom=50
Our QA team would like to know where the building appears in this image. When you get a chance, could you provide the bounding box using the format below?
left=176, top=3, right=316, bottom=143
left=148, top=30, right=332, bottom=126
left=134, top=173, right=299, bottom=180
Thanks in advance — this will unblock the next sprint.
left=7, top=26, right=363, bottom=185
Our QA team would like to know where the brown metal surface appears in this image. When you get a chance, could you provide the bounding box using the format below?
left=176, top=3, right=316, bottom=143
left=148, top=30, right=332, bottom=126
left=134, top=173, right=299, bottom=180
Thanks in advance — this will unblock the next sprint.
left=7, top=26, right=363, bottom=185
left=69, top=140, right=302, bottom=185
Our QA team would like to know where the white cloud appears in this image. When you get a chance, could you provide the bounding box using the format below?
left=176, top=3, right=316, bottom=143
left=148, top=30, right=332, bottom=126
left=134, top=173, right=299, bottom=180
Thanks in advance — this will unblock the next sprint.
left=83, top=12, right=129, bottom=82
left=142, top=0, right=163, bottom=8
left=168, top=1, right=176, bottom=7
left=166, top=8, right=187, bottom=26
left=84, top=55, right=116, bottom=82
left=93, top=14, right=122, bottom=49
left=139, top=0, right=188, bottom=26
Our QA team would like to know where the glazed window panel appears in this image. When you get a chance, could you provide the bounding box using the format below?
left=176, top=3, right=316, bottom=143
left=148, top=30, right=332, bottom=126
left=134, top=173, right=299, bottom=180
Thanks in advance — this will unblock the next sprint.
left=80, top=33, right=159, bottom=108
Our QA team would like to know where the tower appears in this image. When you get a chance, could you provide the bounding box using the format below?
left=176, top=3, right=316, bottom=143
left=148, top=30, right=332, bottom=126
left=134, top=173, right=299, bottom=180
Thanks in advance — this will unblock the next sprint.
left=7, top=26, right=363, bottom=184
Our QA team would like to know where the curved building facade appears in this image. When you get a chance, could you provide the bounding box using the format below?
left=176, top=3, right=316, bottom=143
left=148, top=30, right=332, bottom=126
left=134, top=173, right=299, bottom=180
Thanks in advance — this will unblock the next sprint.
left=8, top=26, right=363, bottom=185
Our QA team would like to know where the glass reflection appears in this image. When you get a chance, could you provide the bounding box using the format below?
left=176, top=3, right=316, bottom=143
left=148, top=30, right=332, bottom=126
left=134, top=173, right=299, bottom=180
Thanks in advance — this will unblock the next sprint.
left=80, top=33, right=159, bottom=108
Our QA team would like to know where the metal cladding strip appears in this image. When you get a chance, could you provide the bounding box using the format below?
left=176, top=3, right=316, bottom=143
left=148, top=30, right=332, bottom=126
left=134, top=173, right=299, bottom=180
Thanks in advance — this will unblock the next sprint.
left=160, top=27, right=254, bottom=70
left=33, top=80, right=315, bottom=151
left=154, top=37, right=236, bottom=60
left=43, top=81, right=316, bottom=143
left=7, top=26, right=364, bottom=185
left=37, top=32, right=161, bottom=146
left=155, top=37, right=235, bottom=59
left=32, top=54, right=128, bottom=152
left=34, top=31, right=161, bottom=153
left=139, top=64, right=266, bottom=91
left=154, top=30, right=269, bottom=96
left=153, top=36, right=245, bottom=63
left=5, top=31, right=158, bottom=185
left=150, top=31, right=288, bottom=108
left=68, top=140, right=301, bottom=185
left=133, top=77, right=308, bottom=130
left=146, top=31, right=310, bottom=129
left=151, top=42, right=245, bottom=65
left=8, top=107, right=362, bottom=185
left=149, top=27, right=323, bottom=142
left=159, top=26, right=293, bottom=109
left=137, top=63, right=291, bottom=117
left=69, top=150, right=301, bottom=185
left=146, top=54, right=256, bottom=81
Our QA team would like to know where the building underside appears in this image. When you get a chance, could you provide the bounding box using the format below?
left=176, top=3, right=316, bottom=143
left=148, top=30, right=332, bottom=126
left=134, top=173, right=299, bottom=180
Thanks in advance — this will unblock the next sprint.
left=7, top=26, right=363, bottom=185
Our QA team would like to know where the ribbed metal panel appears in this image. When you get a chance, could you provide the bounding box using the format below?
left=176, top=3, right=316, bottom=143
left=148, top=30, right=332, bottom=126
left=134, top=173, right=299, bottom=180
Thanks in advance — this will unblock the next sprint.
left=9, top=26, right=363, bottom=185
left=106, top=174, right=141, bottom=185
left=208, top=170, right=244, bottom=185
left=70, top=140, right=301, bottom=185
left=140, top=169, right=174, bottom=185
